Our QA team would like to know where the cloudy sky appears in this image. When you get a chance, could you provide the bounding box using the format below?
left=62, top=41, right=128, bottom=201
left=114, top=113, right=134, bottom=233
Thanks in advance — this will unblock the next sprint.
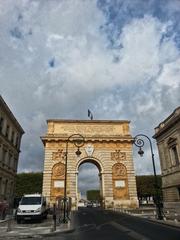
left=0, top=0, right=180, bottom=195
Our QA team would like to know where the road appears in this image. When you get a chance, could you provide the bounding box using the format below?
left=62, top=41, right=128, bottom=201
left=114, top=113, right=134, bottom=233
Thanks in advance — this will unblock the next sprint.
left=48, top=207, right=180, bottom=240
left=1, top=208, right=179, bottom=240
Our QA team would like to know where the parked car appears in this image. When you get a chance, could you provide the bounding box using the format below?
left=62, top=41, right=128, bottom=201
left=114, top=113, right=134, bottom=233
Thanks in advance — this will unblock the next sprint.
left=0, top=200, right=9, bottom=220
left=16, top=194, right=48, bottom=223
left=86, top=202, right=93, bottom=208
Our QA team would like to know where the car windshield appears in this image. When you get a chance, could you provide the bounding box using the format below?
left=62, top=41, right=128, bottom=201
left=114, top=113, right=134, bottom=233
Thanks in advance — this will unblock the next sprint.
left=21, top=197, right=41, bottom=205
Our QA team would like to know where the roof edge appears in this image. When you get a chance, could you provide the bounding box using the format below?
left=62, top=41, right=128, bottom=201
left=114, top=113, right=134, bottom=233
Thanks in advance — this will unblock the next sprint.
left=46, top=119, right=130, bottom=124
left=0, top=95, right=25, bottom=134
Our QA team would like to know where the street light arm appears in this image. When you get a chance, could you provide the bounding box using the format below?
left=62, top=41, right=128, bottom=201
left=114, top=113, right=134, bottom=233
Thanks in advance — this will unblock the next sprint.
left=63, top=133, right=85, bottom=223
left=133, top=133, right=163, bottom=220
left=134, top=134, right=157, bottom=177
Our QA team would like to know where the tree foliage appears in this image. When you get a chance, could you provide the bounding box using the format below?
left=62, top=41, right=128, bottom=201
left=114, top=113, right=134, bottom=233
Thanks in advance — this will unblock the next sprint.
left=86, top=190, right=100, bottom=201
left=15, top=172, right=43, bottom=197
left=136, top=175, right=162, bottom=199
left=15, top=173, right=162, bottom=200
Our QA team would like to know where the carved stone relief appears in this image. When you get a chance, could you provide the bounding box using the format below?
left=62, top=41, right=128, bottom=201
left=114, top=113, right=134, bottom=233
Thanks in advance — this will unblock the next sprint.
left=111, top=150, right=126, bottom=162
left=51, top=163, right=65, bottom=200
left=112, top=163, right=129, bottom=199
left=85, top=144, right=94, bottom=156
left=52, top=163, right=65, bottom=178
left=52, top=149, right=64, bottom=161
left=112, top=163, right=127, bottom=177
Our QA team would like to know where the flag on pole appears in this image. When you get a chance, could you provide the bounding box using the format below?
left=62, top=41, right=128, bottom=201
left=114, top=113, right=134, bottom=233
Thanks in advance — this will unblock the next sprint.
left=88, top=109, right=93, bottom=120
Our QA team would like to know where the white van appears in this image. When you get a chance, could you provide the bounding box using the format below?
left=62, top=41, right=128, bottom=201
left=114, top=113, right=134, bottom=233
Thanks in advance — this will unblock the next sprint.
left=16, top=194, right=48, bottom=223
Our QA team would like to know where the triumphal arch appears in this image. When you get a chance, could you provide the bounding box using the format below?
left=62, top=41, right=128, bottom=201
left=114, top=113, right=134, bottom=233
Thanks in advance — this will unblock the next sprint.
left=41, top=119, right=138, bottom=209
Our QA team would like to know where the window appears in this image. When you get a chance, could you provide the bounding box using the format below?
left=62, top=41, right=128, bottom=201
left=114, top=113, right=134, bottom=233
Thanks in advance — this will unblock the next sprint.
left=8, top=153, right=12, bottom=168
left=178, top=187, right=180, bottom=199
left=0, top=117, right=4, bottom=132
left=168, top=138, right=179, bottom=167
left=14, top=158, right=18, bottom=171
left=15, top=134, right=19, bottom=148
left=170, top=145, right=179, bottom=166
left=0, top=177, right=2, bottom=195
left=4, top=179, right=8, bottom=196
left=2, top=148, right=7, bottom=165
left=171, top=146, right=179, bottom=166
left=10, top=155, right=14, bottom=169
left=21, top=197, right=42, bottom=205
left=11, top=131, right=14, bottom=144
left=6, top=125, right=9, bottom=138
left=10, top=182, right=14, bottom=196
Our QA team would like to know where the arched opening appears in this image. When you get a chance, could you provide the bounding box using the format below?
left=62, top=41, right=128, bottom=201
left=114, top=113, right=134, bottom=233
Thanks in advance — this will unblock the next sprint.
left=76, top=158, right=103, bottom=208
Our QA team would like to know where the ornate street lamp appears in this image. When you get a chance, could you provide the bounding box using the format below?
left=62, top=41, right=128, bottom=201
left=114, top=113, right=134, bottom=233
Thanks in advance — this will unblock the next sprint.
left=134, top=134, right=163, bottom=220
left=63, top=134, right=85, bottom=223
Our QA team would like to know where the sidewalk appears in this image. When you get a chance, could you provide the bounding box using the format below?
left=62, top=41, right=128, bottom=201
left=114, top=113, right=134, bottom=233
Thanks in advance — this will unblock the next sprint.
left=148, top=217, right=180, bottom=229
left=0, top=212, right=75, bottom=238
left=112, top=207, right=180, bottom=229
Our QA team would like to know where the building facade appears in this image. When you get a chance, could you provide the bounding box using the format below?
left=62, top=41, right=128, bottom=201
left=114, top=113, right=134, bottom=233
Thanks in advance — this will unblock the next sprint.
left=41, top=119, right=138, bottom=209
left=153, top=107, right=180, bottom=209
left=0, top=96, right=24, bottom=206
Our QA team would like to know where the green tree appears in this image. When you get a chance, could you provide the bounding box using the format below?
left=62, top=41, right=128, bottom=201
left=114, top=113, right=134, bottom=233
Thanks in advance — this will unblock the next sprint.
left=86, top=190, right=100, bottom=201
left=15, top=172, right=43, bottom=197
left=136, top=175, right=162, bottom=199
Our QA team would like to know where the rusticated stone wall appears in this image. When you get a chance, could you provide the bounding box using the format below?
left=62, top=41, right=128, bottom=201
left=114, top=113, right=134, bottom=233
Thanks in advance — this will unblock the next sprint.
left=41, top=120, right=138, bottom=209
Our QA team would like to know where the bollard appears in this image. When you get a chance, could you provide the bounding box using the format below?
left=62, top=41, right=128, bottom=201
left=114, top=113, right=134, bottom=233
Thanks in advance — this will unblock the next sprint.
left=6, top=217, right=12, bottom=232
left=6, top=207, right=14, bottom=232
left=174, top=213, right=178, bottom=223
left=53, top=214, right=56, bottom=231
left=52, top=204, right=56, bottom=232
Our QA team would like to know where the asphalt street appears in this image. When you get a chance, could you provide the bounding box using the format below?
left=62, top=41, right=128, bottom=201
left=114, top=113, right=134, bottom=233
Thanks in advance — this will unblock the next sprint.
left=1, top=208, right=179, bottom=240
left=44, top=207, right=180, bottom=240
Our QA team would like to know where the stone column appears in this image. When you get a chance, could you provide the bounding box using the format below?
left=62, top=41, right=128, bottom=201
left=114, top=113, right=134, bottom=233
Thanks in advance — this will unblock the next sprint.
left=42, top=147, right=52, bottom=204
left=103, top=172, right=113, bottom=208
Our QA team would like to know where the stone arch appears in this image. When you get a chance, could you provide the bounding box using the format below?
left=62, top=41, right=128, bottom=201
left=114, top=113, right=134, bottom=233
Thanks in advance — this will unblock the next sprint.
left=112, top=163, right=129, bottom=200
left=75, top=157, right=104, bottom=206
left=50, top=162, right=65, bottom=201
left=76, top=156, right=104, bottom=173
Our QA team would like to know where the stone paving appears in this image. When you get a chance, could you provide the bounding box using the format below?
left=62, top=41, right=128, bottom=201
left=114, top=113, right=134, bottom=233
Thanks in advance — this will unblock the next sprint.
left=0, top=214, right=74, bottom=239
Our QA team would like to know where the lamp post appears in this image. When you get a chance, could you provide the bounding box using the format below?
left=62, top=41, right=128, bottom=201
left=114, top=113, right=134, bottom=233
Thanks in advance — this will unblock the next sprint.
left=63, top=134, right=85, bottom=223
left=134, top=134, right=163, bottom=220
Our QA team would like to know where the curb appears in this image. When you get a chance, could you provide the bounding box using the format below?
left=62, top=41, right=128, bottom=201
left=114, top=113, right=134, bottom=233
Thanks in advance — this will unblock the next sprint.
left=33, top=211, right=76, bottom=237
left=39, top=227, right=75, bottom=237
left=129, top=213, right=180, bottom=230
left=112, top=209, right=180, bottom=230
left=147, top=218, right=180, bottom=230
